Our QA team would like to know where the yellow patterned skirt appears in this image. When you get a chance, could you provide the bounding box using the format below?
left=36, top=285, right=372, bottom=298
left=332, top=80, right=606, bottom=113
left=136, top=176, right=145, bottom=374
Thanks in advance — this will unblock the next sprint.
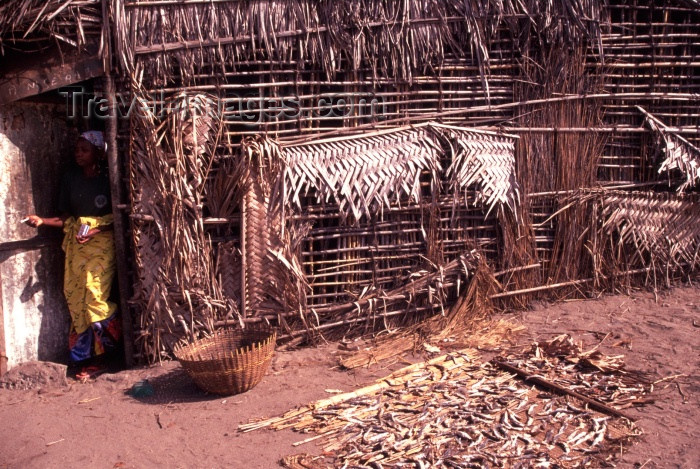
left=63, top=215, right=120, bottom=361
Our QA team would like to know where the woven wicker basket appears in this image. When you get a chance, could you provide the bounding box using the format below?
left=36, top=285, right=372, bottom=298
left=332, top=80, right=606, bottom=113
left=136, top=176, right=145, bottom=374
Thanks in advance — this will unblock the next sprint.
left=174, top=325, right=276, bottom=395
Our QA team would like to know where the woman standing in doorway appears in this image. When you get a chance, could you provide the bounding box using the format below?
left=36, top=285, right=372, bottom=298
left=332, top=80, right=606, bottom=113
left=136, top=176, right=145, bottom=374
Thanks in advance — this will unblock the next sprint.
left=24, top=131, right=120, bottom=379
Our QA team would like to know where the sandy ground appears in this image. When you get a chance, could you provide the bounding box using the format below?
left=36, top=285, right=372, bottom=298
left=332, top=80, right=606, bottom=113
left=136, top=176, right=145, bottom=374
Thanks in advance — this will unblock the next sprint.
left=0, top=284, right=698, bottom=468
left=511, top=287, right=699, bottom=468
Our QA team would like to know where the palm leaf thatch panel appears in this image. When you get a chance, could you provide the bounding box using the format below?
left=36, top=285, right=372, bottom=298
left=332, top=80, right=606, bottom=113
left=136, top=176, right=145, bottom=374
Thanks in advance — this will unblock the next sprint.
left=638, top=106, right=700, bottom=192
left=0, top=0, right=102, bottom=53
left=129, top=92, right=230, bottom=361
left=436, top=124, right=519, bottom=216
left=284, top=123, right=518, bottom=222
left=234, top=136, right=309, bottom=323
left=599, top=191, right=700, bottom=271
left=284, top=126, right=442, bottom=222
left=113, top=0, right=603, bottom=88
left=236, top=124, right=517, bottom=327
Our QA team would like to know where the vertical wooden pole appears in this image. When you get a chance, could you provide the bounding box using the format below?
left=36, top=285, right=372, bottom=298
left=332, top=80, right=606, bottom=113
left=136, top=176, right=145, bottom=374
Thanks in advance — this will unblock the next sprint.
left=104, top=76, right=134, bottom=367
left=102, top=0, right=133, bottom=366
left=240, top=192, right=247, bottom=319
left=0, top=274, right=7, bottom=376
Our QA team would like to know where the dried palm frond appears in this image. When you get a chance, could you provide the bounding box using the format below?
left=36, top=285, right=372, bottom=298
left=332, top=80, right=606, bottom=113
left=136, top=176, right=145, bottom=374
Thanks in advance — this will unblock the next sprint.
left=599, top=191, right=700, bottom=271
left=284, top=125, right=442, bottom=222
left=215, top=241, right=241, bottom=311
left=129, top=90, right=229, bottom=361
left=0, top=0, right=101, bottom=53
left=290, top=251, right=477, bottom=344
left=502, top=0, right=604, bottom=54
left=113, top=0, right=602, bottom=90
left=235, top=136, right=309, bottom=323
left=435, top=124, right=520, bottom=217
left=284, top=123, right=518, bottom=223
left=638, top=106, right=700, bottom=192
left=208, top=158, right=242, bottom=220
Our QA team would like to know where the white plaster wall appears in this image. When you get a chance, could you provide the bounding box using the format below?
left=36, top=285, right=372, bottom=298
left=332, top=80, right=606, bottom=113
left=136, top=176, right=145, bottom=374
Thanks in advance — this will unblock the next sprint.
left=0, top=102, right=75, bottom=369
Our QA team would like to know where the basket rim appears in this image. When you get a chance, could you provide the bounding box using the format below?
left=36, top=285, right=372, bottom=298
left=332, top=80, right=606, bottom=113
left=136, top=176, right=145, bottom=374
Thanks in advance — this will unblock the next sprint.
left=173, top=327, right=277, bottom=395
left=173, top=327, right=277, bottom=362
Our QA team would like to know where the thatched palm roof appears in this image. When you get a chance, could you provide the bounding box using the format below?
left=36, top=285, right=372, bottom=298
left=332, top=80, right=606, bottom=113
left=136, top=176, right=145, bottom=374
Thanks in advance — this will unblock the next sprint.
left=114, top=0, right=604, bottom=88
left=0, top=0, right=102, bottom=55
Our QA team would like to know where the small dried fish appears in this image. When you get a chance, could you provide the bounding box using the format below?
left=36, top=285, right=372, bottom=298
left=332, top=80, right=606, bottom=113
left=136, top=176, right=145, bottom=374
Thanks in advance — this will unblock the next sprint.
left=243, top=345, right=643, bottom=468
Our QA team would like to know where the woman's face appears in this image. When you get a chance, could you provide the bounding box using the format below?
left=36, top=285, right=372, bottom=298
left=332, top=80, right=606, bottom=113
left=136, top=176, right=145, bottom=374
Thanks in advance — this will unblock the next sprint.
left=74, top=138, right=96, bottom=167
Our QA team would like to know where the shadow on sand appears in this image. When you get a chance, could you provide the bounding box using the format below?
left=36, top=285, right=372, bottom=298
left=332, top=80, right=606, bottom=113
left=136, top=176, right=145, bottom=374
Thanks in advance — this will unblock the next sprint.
left=125, top=367, right=221, bottom=404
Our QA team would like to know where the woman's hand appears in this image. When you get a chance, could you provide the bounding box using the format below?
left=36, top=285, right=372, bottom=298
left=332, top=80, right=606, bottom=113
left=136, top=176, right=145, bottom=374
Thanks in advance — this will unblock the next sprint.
left=24, top=215, right=65, bottom=229
left=23, top=215, right=43, bottom=227
left=76, top=227, right=100, bottom=244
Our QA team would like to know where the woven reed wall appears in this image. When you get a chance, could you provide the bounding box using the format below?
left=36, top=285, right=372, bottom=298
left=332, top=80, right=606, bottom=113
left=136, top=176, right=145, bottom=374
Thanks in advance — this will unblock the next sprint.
left=298, top=197, right=499, bottom=307
left=107, top=0, right=700, bottom=361
left=597, top=2, right=700, bottom=183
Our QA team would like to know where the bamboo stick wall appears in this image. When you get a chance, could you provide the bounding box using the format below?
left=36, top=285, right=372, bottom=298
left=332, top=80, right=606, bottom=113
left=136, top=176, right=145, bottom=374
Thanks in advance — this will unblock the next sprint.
left=103, top=0, right=700, bottom=361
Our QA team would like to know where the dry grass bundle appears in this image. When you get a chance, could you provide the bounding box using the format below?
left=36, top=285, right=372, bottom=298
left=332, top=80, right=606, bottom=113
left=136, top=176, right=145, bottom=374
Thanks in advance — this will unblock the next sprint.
left=507, top=39, right=607, bottom=298
left=281, top=251, right=479, bottom=345
left=426, top=254, right=501, bottom=340
left=129, top=91, right=230, bottom=361
left=340, top=317, right=525, bottom=371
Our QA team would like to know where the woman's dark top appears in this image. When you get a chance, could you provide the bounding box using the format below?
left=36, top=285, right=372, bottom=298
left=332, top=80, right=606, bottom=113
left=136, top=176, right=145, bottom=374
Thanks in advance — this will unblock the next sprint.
left=58, top=166, right=112, bottom=217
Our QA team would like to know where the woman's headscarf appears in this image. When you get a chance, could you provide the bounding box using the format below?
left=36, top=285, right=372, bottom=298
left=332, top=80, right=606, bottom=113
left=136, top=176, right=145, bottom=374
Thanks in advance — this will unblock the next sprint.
left=80, top=131, right=106, bottom=151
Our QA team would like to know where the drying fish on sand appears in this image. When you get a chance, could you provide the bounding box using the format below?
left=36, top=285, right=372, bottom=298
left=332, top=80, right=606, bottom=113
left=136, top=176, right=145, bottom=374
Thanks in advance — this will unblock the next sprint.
left=241, top=345, right=645, bottom=468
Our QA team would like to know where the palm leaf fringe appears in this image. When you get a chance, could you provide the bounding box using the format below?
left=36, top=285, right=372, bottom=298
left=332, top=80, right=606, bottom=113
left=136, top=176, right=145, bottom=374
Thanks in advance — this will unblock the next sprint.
left=599, top=191, right=700, bottom=271
left=284, top=126, right=442, bottom=222
left=638, top=106, right=700, bottom=192
left=283, top=123, right=519, bottom=223
left=112, top=0, right=603, bottom=89
left=436, top=123, right=520, bottom=217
